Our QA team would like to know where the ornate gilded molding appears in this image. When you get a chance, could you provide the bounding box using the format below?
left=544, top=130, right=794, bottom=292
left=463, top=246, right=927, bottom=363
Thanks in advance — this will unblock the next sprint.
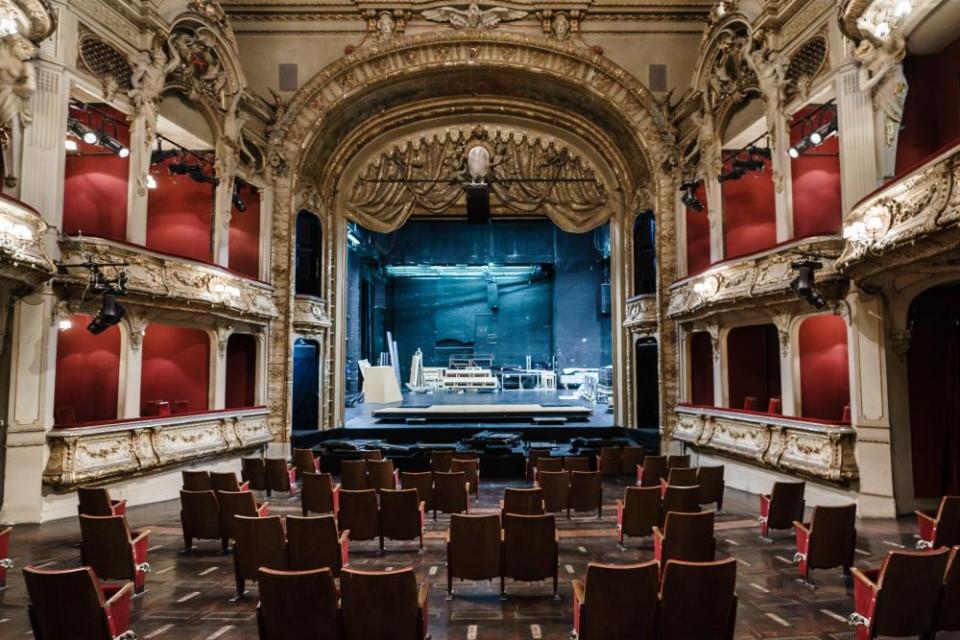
left=56, top=237, right=278, bottom=323
left=293, top=294, right=332, bottom=334
left=0, top=194, right=55, bottom=283
left=623, top=294, right=657, bottom=331
left=43, top=408, right=271, bottom=488
left=837, top=142, right=960, bottom=281
left=674, top=405, right=859, bottom=483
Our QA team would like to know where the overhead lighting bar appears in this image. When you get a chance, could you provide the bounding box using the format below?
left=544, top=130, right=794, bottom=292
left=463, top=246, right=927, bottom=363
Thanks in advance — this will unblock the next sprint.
left=383, top=264, right=544, bottom=279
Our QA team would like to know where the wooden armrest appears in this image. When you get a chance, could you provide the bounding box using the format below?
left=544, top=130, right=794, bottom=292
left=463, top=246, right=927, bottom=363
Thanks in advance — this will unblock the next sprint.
left=615, top=499, right=623, bottom=509
left=499, top=500, right=505, bottom=510
left=915, top=510, right=936, bottom=523
left=850, top=567, right=877, bottom=590
left=338, top=530, right=350, bottom=545
left=651, top=526, right=663, bottom=541
left=793, top=521, right=810, bottom=534
left=572, top=578, right=585, bottom=604
left=417, top=581, right=430, bottom=607
left=104, top=582, right=134, bottom=607
left=130, top=530, right=151, bottom=545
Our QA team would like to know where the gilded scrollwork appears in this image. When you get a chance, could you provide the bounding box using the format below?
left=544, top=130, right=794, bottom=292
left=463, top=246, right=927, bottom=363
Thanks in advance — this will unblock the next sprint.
left=0, top=194, right=54, bottom=283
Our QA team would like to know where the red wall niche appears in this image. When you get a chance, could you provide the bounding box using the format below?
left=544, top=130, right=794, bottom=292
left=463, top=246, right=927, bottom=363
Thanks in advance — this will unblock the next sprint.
left=790, top=107, right=842, bottom=238
left=686, top=181, right=712, bottom=275
left=690, top=331, right=714, bottom=405
left=140, top=324, right=210, bottom=415
left=63, top=104, right=130, bottom=241
left=54, top=314, right=121, bottom=425
left=146, top=155, right=215, bottom=263
left=727, top=324, right=781, bottom=411
left=225, top=333, right=257, bottom=408
left=721, top=154, right=777, bottom=260
left=228, top=182, right=260, bottom=279
left=798, top=315, right=850, bottom=421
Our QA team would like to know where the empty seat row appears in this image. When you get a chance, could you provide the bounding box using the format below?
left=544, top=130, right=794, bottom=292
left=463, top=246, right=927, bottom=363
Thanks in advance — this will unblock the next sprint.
left=533, top=471, right=604, bottom=518
left=335, top=488, right=426, bottom=552
left=343, top=458, right=480, bottom=500
left=181, top=469, right=251, bottom=493
left=595, top=445, right=648, bottom=476
left=617, top=484, right=703, bottom=546
left=181, top=488, right=269, bottom=552
left=636, top=454, right=691, bottom=486
left=242, top=457, right=298, bottom=497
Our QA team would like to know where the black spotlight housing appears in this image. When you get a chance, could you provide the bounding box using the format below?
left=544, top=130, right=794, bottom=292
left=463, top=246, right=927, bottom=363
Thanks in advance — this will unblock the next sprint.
left=679, top=180, right=704, bottom=212
left=718, top=166, right=747, bottom=183
left=232, top=181, right=246, bottom=212
left=87, top=292, right=127, bottom=335
left=790, top=260, right=826, bottom=309
left=747, top=145, right=772, bottom=159
left=734, top=157, right=765, bottom=172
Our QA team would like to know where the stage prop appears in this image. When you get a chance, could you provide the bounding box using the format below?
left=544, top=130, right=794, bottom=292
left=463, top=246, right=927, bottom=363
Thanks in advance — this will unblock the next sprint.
left=358, top=360, right=403, bottom=404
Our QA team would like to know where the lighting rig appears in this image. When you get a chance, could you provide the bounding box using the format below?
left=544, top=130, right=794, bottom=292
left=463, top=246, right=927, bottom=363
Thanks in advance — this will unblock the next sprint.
left=679, top=180, right=704, bottom=212
left=66, top=101, right=129, bottom=158
left=789, top=254, right=827, bottom=309
left=56, top=258, right=130, bottom=335
left=788, top=102, right=838, bottom=159
left=149, top=137, right=219, bottom=192
left=718, top=141, right=771, bottom=183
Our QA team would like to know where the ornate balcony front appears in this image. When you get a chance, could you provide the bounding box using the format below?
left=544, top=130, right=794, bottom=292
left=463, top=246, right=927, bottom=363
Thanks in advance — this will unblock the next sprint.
left=674, top=405, right=858, bottom=484
left=57, top=237, right=278, bottom=323
left=43, top=408, right=272, bottom=488
left=293, top=294, right=332, bottom=334
left=623, top=294, right=657, bottom=332
left=0, top=195, right=55, bottom=284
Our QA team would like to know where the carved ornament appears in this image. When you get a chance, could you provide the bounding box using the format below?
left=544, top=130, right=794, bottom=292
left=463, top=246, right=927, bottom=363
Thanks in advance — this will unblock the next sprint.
left=624, top=294, right=657, bottom=331
left=421, top=4, right=528, bottom=30
left=0, top=193, right=54, bottom=283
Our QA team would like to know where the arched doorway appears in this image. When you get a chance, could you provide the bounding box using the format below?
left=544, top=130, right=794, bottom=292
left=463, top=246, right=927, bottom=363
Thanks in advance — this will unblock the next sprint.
left=635, top=337, right=659, bottom=428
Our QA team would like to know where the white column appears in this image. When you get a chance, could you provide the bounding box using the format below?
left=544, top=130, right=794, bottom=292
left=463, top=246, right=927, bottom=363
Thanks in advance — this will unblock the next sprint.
left=18, top=61, right=68, bottom=227
left=674, top=190, right=688, bottom=279
left=125, top=112, right=152, bottom=245
left=769, top=113, right=795, bottom=242
left=117, top=317, right=146, bottom=419
left=0, top=289, right=58, bottom=523
left=254, top=330, right=268, bottom=405
left=836, top=64, right=880, bottom=214
left=712, top=327, right=727, bottom=407
left=773, top=315, right=797, bottom=416
left=212, top=179, right=232, bottom=268
left=677, top=327, right=691, bottom=403
left=211, top=331, right=228, bottom=410
left=258, top=187, right=274, bottom=282
left=705, top=179, right=724, bottom=262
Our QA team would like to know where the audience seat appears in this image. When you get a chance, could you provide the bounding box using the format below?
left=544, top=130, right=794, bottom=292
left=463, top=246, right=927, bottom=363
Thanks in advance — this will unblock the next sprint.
left=257, top=567, right=339, bottom=640
left=617, top=486, right=661, bottom=548
left=653, top=511, right=716, bottom=569
left=597, top=447, right=622, bottom=475
left=620, top=446, right=645, bottom=477
left=659, top=467, right=698, bottom=495
left=180, top=489, right=226, bottom=553
left=564, top=456, right=590, bottom=472
left=211, top=471, right=250, bottom=493
left=241, top=457, right=269, bottom=492
left=794, top=504, right=857, bottom=583
left=285, top=514, right=349, bottom=575
left=367, top=459, right=399, bottom=493
left=502, top=513, right=558, bottom=598
left=430, top=450, right=454, bottom=473
left=361, top=449, right=384, bottom=461
left=697, top=465, right=726, bottom=510
left=24, top=566, right=135, bottom=640
left=217, top=490, right=269, bottom=549
left=743, top=396, right=758, bottom=411
left=432, top=471, right=470, bottom=519
left=572, top=561, right=659, bottom=640
left=265, top=458, right=298, bottom=498
left=658, top=558, right=737, bottom=639
left=767, top=397, right=782, bottom=414
left=760, top=481, right=805, bottom=539
left=916, top=495, right=960, bottom=549
left=292, top=448, right=321, bottom=479
left=569, top=471, right=602, bottom=518
left=660, top=484, right=701, bottom=525
left=849, top=548, right=950, bottom=640
left=77, top=486, right=127, bottom=517
left=0, top=527, right=11, bottom=588
left=447, top=513, right=502, bottom=597
left=340, top=567, right=429, bottom=640
left=79, top=514, right=151, bottom=594
left=341, top=459, right=369, bottom=490
left=537, top=470, right=571, bottom=513
left=637, top=455, right=667, bottom=487
left=338, top=489, right=380, bottom=542
left=380, top=488, right=425, bottom=552
left=400, top=471, right=434, bottom=511
left=301, top=472, right=340, bottom=517
left=534, top=456, right=563, bottom=481
left=451, top=458, right=480, bottom=499
left=526, top=448, right=552, bottom=482
left=501, top=487, right=545, bottom=519
left=182, top=470, right=213, bottom=491
left=232, top=515, right=288, bottom=600
left=935, top=546, right=960, bottom=633
left=666, top=454, right=690, bottom=470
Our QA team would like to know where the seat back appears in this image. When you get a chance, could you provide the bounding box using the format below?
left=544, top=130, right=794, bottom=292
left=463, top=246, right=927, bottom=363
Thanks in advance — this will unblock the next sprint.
left=302, top=472, right=336, bottom=514
left=180, top=490, right=221, bottom=540
left=286, top=515, right=341, bottom=574
left=768, top=481, right=806, bottom=530
left=265, top=458, right=292, bottom=492
left=292, top=448, right=318, bottom=476
left=767, top=397, right=782, bottom=414
left=503, top=488, right=544, bottom=516
left=400, top=472, right=433, bottom=510
left=620, top=446, right=646, bottom=476
left=211, top=471, right=244, bottom=492
left=639, top=456, right=667, bottom=486
left=341, top=459, right=369, bottom=490
left=662, top=485, right=701, bottom=519
left=666, top=454, right=690, bottom=469
left=808, top=504, right=857, bottom=569
left=258, top=567, right=339, bottom=640
left=450, top=458, right=479, bottom=494
left=182, top=470, right=212, bottom=491
left=598, top=447, right=622, bottom=475
left=361, top=449, right=384, bottom=461
left=570, top=471, right=602, bottom=512
left=872, top=548, right=951, bottom=637
left=23, top=567, right=113, bottom=640
left=77, top=487, right=114, bottom=516
left=217, top=490, right=260, bottom=541
left=665, top=467, right=698, bottom=486
left=564, top=456, right=590, bottom=472
left=659, top=558, right=737, bottom=639
left=621, top=486, right=661, bottom=538
left=937, top=546, right=960, bottom=631
left=367, top=459, right=396, bottom=492
left=526, top=448, right=551, bottom=481
left=538, top=470, right=571, bottom=512
left=661, top=511, right=716, bottom=564
left=340, top=567, right=421, bottom=640
left=433, top=471, right=468, bottom=514
left=743, top=396, right=758, bottom=411
left=234, top=515, right=288, bottom=580
left=535, top=457, right=564, bottom=474
left=241, top=457, right=267, bottom=490
left=79, top=515, right=133, bottom=582
left=338, top=489, right=380, bottom=540
left=503, top=514, right=556, bottom=581
left=380, top=489, right=422, bottom=540
left=430, top=450, right=454, bottom=472
left=579, top=561, right=659, bottom=640
left=448, top=514, right=502, bottom=580
left=935, top=496, right=960, bottom=547
left=697, top=466, right=725, bottom=505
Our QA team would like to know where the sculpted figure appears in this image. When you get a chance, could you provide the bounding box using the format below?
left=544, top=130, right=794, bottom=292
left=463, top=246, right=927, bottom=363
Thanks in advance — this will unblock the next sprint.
left=0, top=33, right=37, bottom=129
left=129, top=40, right=180, bottom=117
left=855, top=31, right=908, bottom=178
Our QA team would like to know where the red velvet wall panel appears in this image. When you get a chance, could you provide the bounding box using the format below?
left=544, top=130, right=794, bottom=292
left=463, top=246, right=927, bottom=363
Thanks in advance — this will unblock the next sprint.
left=790, top=108, right=842, bottom=238
left=62, top=105, right=130, bottom=241
left=721, top=155, right=777, bottom=259
left=907, top=283, right=960, bottom=498
left=146, top=156, right=215, bottom=262
left=686, top=181, right=712, bottom=275
left=141, top=324, right=210, bottom=415
left=896, top=36, right=960, bottom=175
left=54, top=315, right=121, bottom=425
left=228, top=183, right=261, bottom=279
left=798, top=315, right=850, bottom=421
left=225, top=333, right=257, bottom=408
left=690, top=331, right=714, bottom=405
left=727, top=324, right=781, bottom=411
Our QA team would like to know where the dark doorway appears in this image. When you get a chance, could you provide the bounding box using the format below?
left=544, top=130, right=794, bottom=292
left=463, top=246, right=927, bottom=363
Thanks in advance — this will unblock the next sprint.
left=635, top=338, right=659, bottom=428
left=293, top=339, right=320, bottom=430
left=633, top=211, right=656, bottom=295
left=295, top=211, right=322, bottom=296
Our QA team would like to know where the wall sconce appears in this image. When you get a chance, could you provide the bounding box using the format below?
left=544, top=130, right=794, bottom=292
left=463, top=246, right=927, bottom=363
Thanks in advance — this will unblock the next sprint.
left=693, top=275, right=720, bottom=299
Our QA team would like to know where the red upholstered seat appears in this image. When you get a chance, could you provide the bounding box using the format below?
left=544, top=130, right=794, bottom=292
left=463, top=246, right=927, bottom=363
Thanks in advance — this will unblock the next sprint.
left=180, top=489, right=226, bottom=552
left=697, top=465, right=726, bottom=510
left=916, top=495, right=960, bottom=549
left=759, top=481, right=805, bottom=539
left=24, top=566, right=135, bottom=640
left=767, top=397, right=782, bottom=414
left=636, top=455, right=667, bottom=487
left=743, top=396, right=758, bottom=411
left=617, top=486, right=661, bottom=547
left=794, top=504, right=857, bottom=583
left=264, top=458, right=298, bottom=498
left=432, top=471, right=470, bottom=519
left=292, top=448, right=322, bottom=479
left=301, top=472, right=340, bottom=517
left=77, top=486, right=127, bottom=517
left=338, top=489, right=380, bottom=541
left=0, top=527, right=12, bottom=588
left=620, top=446, right=646, bottom=477
left=340, top=459, right=369, bottom=490
left=653, top=511, right=716, bottom=570
left=572, top=561, right=659, bottom=640
left=79, top=514, right=151, bottom=594
left=450, top=458, right=480, bottom=499
left=658, top=558, right=737, bottom=639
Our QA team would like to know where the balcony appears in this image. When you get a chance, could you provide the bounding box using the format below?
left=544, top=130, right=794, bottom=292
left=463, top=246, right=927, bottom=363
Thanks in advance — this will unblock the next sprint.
left=674, top=404, right=858, bottom=484
left=0, top=195, right=55, bottom=284
left=57, top=236, right=278, bottom=323
left=623, top=294, right=657, bottom=331
left=43, top=407, right=271, bottom=488
left=294, top=294, right=332, bottom=334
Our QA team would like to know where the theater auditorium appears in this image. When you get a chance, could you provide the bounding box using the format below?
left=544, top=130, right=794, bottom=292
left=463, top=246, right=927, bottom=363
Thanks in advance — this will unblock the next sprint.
left=0, top=0, right=959, bottom=637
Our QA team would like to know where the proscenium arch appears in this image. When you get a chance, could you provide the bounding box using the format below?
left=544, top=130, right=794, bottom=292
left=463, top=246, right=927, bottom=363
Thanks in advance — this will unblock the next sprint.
left=270, top=31, right=680, bottom=435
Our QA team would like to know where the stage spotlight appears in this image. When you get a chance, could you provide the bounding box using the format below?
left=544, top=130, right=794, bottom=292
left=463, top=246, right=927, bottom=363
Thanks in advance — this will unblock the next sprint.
left=734, top=157, right=765, bottom=172
left=788, top=146, right=800, bottom=159
left=790, top=260, right=827, bottom=309
left=64, top=139, right=78, bottom=152
left=232, top=181, right=246, bottom=212
left=68, top=120, right=99, bottom=145
left=87, top=292, right=127, bottom=335
left=718, top=166, right=746, bottom=182
left=747, top=146, right=772, bottom=159
left=679, top=180, right=703, bottom=212
left=146, top=174, right=158, bottom=189
left=100, top=134, right=129, bottom=158
left=809, top=131, right=823, bottom=145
